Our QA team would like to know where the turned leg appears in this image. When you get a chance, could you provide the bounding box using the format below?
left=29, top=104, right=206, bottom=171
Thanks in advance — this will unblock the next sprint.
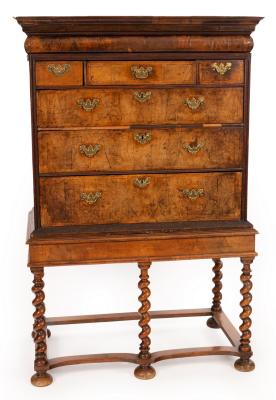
left=30, top=267, right=53, bottom=386
left=32, top=328, right=51, bottom=339
left=134, top=262, right=156, bottom=380
left=207, top=258, right=223, bottom=329
left=234, top=258, right=255, bottom=372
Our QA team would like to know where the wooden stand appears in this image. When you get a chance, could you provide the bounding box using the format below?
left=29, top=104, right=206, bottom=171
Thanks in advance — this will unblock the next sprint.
left=27, top=211, right=257, bottom=386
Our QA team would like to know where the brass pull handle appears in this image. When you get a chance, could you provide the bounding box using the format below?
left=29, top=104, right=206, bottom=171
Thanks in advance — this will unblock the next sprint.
left=134, top=132, right=152, bottom=144
left=183, top=143, right=204, bottom=155
left=180, top=188, right=204, bottom=201
left=77, top=98, right=100, bottom=112
left=131, top=65, right=153, bottom=79
left=47, top=63, right=71, bottom=76
left=80, top=191, right=102, bottom=205
left=184, top=97, right=205, bottom=110
left=79, top=144, right=101, bottom=158
left=134, top=177, right=151, bottom=188
left=211, top=62, right=232, bottom=76
left=134, top=91, right=152, bottom=103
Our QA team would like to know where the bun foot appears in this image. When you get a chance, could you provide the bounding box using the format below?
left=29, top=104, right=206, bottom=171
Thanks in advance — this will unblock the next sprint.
left=31, top=373, right=53, bottom=387
left=134, top=365, right=156, bottom=380
left=234, top=358, right=255, bottom=372
left=206, top=317, right=220, bottom=329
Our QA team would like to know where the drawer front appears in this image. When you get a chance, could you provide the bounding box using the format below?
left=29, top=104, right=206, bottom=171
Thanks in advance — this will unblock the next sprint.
left=199, top=60, right=244, bottom=84
left=38, top=127, right=243, bottom=173
left=36, top=61, right=83, bottom=86
left=40, top=172, right=242, bottom=227
left=86, top=61, right=196, bottom=85
left=37, top=88, right=243, bottom=127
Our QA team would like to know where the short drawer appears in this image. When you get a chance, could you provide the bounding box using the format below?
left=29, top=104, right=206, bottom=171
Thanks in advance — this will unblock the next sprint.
left=40, top=172, right=242, bottom=227
left=36, top=61, right=83, bottom=86
left=37, top=87, right=243, bottom=127
left=199, top=60, right=244, bottom=84
left=38, top=127, right=243, bottom=173
left=86, top=61, right=196, bottom=85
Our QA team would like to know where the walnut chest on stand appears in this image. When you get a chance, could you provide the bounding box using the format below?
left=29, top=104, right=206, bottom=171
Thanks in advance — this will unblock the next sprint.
left=16, top=16, right=262, bottom=386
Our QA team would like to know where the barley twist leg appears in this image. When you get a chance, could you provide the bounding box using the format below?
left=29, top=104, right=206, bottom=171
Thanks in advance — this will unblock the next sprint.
left=30, top=268, right=53, bottom=386
left=234, top=258, right=255, bottom=372
left=134, top=262, right=156, bottom=379
left=207, top=258, right=223, bottom=329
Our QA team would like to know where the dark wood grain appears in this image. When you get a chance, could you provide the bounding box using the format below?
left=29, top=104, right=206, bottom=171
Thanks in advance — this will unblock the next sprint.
left=206, top=258, right=223, bottom=329
left=234, top=257, right=255, bottom=371
left=31, top=52, right=251, bottom=61
left=37, top=87, right=244, bottom=128
left=86, top=60, right=196, bottom=85
left=30, top=268, right=53, bottom=386
left=38, top=127, right=243, bottom=173
left=24, top=35, right=255, bottom=54
left=46, top=308, right=212, bottom=325
left=39, top=172, right=242, bottom=227
left=17, top=16, right=260, bottom=384
left=29, top=56, right=41, bottom=229
left=150, top=346, right=240, bottom=362
left=16, top=16, right=263, bottom=36
left=27, top=216, right=257, bottom=267
left=213, top=310, right=240, bottom=348
left=199, top=60, right=244, bottom=84
left=49, top=353, right=139, bottom=369
left=134, top=262, right=156, bottom=379
left=48, top=345, right=240, bottom=370
left=36, top=61, right=83, bottom=86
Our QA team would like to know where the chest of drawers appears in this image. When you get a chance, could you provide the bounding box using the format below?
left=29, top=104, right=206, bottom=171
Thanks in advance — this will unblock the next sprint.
left=17, top=16, right=262, bottom=386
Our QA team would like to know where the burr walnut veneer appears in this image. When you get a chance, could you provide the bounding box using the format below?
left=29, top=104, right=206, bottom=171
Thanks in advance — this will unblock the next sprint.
left=16, top=16, right=262, bottom=386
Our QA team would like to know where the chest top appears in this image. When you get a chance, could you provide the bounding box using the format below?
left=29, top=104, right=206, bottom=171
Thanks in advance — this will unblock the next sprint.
left=16, top=16, right=262, bottom=235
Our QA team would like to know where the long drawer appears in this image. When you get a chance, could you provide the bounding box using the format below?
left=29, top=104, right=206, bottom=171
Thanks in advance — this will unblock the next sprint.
left=37, top=88, right=243, bottom=127
left=38, top=127, right=243, bottom=173
left=40, top=172, right=242, bottom=227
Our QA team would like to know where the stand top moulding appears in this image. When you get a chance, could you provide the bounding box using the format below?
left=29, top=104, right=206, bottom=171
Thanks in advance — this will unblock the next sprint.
left=16, top=16, right=263, bottom=54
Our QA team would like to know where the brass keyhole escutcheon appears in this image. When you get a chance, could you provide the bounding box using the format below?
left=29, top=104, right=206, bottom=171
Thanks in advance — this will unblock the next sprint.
left=134, top=132, right=152, bottom=144
left=133, top=91, right=152, bottom=103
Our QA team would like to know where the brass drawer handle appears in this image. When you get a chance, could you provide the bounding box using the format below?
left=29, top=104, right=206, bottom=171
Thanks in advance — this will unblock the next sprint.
left=131, top=65, right=153, bottom=79
left=134, top=91, right=152, bottom=103
left=134, top=132, right=152, bottom=144
left=183, top=143, right=204, bottom=154
left=180, top=188, right=204, bottom=200
left=134, top=177, right=151, bottom=188
left=77, top=98, right=100, bottom=112
left=79, top=144, right=101, bottom=158
left=80, top=191, right=102, bottom=204
left=184, top=97, right=205, bottom=110
left=211, top=62, right=232, bottom=75
left=47, top=63, right=71, bottom=76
